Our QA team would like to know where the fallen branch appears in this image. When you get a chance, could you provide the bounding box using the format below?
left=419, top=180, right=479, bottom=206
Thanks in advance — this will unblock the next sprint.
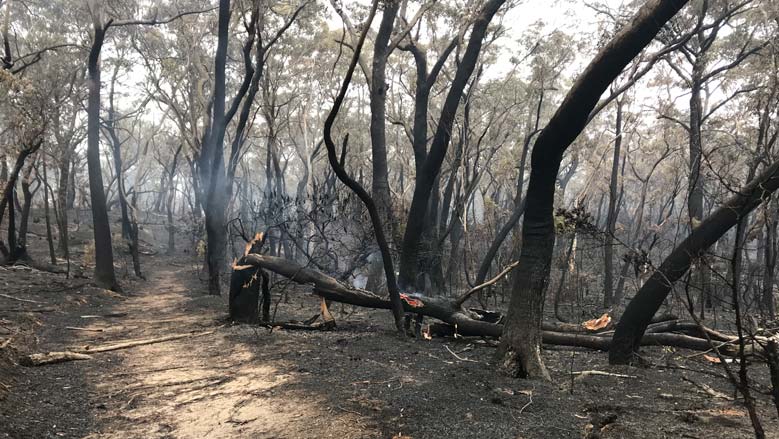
left=0, top=293, right=45, bottom=304
left=0, top=307, right=56, bottom=313
left=65, top=326, right=106, bottom=332
left=21, top=351, right=92, bottom=366
left=572, top=370, right=637, bottom=380
left=262, top=321, right=331, bottom=331
left=444, top=344, right=481, bottom=363
left=682, top=376, right=733, bottom=400
left=73, top=330, right=215, bottom=353
left=455, top=261, right=519, bottom=306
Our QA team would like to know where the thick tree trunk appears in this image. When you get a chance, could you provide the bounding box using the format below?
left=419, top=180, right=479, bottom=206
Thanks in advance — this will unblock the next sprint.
left=497, top=0, right=689, bottom=379
left=610, top=160, right=779, bottom=364
left=86, top=23, right=119, bottom=291
left=203, top=0, right=231, bottom=295
left=368, top=0, right=398, bottom=244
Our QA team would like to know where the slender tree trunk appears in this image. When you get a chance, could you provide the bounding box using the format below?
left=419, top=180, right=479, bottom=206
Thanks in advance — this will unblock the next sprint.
left=56, top=148, right=71, bottom=254
left=368, top=0, right=399, bottom=244
left=688, top=65, right=710, bottom=311
left=42, top=160, right=57, bottom=265
left=763, top=199, right=778, bottom=318
left=12, top=160, right=35, bottom=261
left=604, top=100, right=623, bottom=307
left=166, top=145, right=182, bottom=255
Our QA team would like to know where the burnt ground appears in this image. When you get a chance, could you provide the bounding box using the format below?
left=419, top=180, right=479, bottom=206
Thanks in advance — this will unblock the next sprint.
left=1, top=247, right=779, bottom=438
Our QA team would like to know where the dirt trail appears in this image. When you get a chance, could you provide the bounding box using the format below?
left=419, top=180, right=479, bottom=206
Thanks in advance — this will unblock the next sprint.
left=76, top=263, right=359, bottom=438
left=2, top=260, right=369, bottom=438
left=2, top=256, right=779, bottom=438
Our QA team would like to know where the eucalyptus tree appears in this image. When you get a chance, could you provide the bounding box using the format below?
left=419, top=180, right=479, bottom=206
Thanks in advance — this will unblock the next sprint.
left=200, top=0, right=309, bottom=295
left=83, top=0, right=211, bottom=290
left=497, top=0, right=691, bottom=379
left=658, top=0, right=766, bottom=312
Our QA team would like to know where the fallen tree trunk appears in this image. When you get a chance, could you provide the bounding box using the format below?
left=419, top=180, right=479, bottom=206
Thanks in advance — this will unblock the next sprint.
left=233, top=254, right=756, bottom=356
left=611, top=159, right=779, bottom=365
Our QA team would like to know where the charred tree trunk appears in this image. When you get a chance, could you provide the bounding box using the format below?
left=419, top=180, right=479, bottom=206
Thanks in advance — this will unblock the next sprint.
left=604, top=100, right=623, bottom=308
left=41, top=160, right=57, bottom=265
left=321, top=0, right=405, bottom=331
left=0, top=140, right=42, bottom=261
left=763, top=199, right=778, bottom=318
left=56, top=147, right=72, bottom=255
left=610, top=160, right=779, bottom=364
left=498, top=0, right=689, bottom=379
left=397, top=0, right=506, bottom=289
left=202, top=0, right=232, bottom=295
left=12, top=160, right=37, bottom=261
left=368, top=0, right=399, bottom=244
left=86, top=21, right=119, bottom=291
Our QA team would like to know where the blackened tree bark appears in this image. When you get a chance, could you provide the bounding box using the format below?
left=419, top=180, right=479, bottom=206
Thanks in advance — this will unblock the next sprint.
left=83, top=2, right=212, bottom=290
left=497, top=0, right=690, bottom=379
left=610, top=160, right=779, bottom=364
left=40, top=160, right=57, bottom=264
left=397, top=0, right=506, bottom=290
left=201, top=0, right=231, bottom=295
left=201, top=0, right=305, bottom=295
left=763, top=198, right=778, bottom=318
left=369, top=0, right=399, bottom=235
left=321, top=0, right=406, bottom=331
left=12, top=159, right=38, bottom=261
left=85, top=12, right=121, bottom=290
left=104, top=63, right=143, bottom=278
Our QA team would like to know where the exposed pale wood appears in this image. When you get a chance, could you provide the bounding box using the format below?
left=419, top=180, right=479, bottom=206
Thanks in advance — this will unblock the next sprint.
left=0, top=293, right=44, bottom=304
left=65, top=326, right=106, bottom=332
left=21, top=351, right=92, bottom=366
left=455, top=261, right=519, bottom=306
left=682, top=376, right=733, bottom=400
left=572, top=370, right=637, bottom=380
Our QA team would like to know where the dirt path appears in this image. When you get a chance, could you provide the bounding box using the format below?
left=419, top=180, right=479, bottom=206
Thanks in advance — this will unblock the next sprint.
left=2, top=256, right=779, bottom=438
left=2, top=260, right=372, bottom=438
